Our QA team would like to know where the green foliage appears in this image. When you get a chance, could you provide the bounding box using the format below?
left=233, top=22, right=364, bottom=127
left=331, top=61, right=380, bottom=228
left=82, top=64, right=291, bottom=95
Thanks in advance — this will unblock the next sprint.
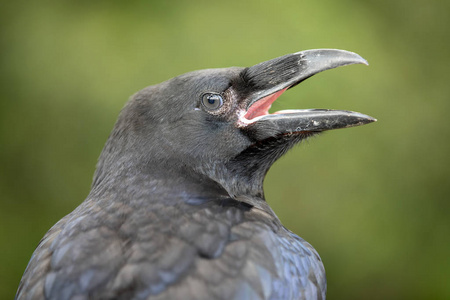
left=1, top=0, right=449, bottom=298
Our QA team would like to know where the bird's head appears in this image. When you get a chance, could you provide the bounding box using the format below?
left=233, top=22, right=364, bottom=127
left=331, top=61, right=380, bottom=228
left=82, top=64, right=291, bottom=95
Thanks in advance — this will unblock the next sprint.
left=94, top=49, right=375, bottom=200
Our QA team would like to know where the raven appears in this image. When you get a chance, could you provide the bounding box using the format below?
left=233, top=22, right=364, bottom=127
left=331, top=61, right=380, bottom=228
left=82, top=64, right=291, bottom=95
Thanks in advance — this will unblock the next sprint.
left=16, top=49, right=375, bottom=300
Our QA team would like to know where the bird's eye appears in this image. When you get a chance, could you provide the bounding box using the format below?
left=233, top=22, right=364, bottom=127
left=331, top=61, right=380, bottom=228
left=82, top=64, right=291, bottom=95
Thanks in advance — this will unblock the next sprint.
left=201, top=93, right=223, bottom=111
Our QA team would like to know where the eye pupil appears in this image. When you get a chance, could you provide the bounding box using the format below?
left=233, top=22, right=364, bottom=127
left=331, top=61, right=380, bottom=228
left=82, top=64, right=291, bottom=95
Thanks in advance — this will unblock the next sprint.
left=201, top=93, right=223, bottom=111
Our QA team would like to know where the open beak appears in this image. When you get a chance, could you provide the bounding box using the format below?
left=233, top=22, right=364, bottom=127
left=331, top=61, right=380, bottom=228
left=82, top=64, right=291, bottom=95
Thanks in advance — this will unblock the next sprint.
left=239, top=49, right=376, bottom=141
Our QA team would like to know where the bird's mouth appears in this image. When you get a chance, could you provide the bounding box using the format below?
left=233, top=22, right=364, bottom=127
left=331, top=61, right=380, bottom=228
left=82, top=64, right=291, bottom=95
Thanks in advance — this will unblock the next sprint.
left=241, top=88, right=288, bottom=122
left=238, top=49, right=376, bottom=140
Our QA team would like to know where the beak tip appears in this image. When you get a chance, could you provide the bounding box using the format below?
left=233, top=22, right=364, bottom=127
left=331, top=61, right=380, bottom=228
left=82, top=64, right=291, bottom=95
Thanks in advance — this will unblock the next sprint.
left=344, top=51, right=369, bottom=67
left=299, top=49, right=369, bottom=74
left=367, top=114, right=377, bottom=123
left=360, top=57, right=369, bottom=66
left=357, top=113, right=377, bottom=124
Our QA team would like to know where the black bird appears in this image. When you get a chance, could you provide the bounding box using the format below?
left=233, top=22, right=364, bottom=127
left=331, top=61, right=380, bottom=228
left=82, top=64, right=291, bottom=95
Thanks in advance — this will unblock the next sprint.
left=16, top=49, right=375, bottom=300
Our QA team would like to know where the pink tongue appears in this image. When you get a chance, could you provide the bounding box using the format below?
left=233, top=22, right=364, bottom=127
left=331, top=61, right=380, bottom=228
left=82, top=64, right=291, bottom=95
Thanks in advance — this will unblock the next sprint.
left=244, top=88, right=287, bottom=120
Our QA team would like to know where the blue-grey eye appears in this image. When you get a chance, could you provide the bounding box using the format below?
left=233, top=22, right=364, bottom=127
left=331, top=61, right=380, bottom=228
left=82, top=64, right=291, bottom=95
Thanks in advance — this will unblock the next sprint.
left=201, top=93, right=223, bottom=110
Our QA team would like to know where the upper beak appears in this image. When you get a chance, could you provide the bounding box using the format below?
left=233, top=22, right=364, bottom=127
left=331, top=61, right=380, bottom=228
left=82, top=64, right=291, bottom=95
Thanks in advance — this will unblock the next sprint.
left=240, top=49, right=376, bottom=140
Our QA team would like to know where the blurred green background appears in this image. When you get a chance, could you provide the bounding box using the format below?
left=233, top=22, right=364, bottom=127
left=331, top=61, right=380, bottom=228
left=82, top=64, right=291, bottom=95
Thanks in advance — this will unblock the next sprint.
left=1, top=0, right=449, bottom=299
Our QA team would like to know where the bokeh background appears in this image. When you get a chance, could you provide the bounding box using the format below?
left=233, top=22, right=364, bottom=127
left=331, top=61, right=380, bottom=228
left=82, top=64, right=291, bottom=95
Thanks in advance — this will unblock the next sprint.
left=1, top=0, right=449, bottom=299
